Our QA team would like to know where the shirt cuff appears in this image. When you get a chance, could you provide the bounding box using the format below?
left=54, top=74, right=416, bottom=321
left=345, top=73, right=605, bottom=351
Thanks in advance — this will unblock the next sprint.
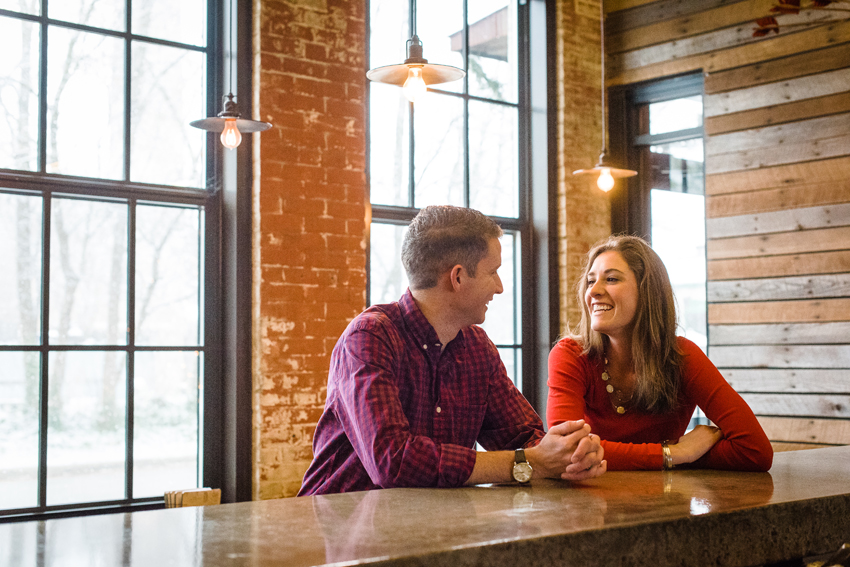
left=437, top=444, right=477, bottom=487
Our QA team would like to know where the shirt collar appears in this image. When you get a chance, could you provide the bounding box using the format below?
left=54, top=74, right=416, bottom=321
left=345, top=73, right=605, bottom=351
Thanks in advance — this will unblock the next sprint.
left=399, top=288, right=465, bottom=352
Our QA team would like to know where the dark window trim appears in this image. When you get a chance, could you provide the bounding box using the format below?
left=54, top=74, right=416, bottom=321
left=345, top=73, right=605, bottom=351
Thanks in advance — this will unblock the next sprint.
left=0, top=0, right=235, bottom=523
left=609, top=72, right=705, bottom=239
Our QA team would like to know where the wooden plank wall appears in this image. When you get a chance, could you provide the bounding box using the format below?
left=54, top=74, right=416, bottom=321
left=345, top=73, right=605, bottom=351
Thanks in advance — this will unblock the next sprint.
left=605, top=0, right=850, bottom=450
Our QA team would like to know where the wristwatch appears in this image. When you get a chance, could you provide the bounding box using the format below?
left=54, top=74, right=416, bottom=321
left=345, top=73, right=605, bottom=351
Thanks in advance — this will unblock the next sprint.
left=512, top=448, right=533, bottom=483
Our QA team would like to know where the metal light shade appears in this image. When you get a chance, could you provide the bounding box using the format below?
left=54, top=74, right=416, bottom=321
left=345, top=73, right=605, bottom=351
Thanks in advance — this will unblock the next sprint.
left=572, top=153, right=638, bottom=180
left=367, top=32, right=464, bottom=93
left=190, top=94, right=272, bottom=134
left=366, top=60, right=465, bottom=87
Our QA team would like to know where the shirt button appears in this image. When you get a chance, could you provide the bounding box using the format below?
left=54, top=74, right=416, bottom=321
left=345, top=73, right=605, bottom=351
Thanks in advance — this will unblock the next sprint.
left=436, top=407, right=441, bottom=413
left=423, top=344, right=427, bottom=350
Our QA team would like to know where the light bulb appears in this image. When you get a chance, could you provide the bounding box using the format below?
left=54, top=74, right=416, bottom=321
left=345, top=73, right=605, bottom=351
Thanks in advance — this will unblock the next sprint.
left=220, top=119, right=242, bottom=149
left=596, top=168, right=615, bottom=192
left=402, top=67, right=427, bottom=103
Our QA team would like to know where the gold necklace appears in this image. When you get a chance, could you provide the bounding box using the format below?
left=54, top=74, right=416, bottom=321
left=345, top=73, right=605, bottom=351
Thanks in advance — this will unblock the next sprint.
left=601, top=355, right=633, bottom=415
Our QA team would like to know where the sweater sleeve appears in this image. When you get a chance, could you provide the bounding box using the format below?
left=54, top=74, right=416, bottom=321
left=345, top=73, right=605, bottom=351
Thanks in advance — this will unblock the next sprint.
left=546, top=339, right=590, bottom=426
left=680, top=339, right=773, bottom=472
left=547, top=339, right=664, bottom=471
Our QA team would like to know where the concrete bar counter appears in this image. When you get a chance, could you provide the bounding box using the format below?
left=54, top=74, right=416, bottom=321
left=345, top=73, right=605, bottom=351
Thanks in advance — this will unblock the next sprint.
left=2, top=446, right=848, bottom=566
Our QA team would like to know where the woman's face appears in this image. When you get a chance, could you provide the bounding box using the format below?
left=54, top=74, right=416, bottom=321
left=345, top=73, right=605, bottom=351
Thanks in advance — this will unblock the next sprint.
left=584, top=250, right=639, bottom=340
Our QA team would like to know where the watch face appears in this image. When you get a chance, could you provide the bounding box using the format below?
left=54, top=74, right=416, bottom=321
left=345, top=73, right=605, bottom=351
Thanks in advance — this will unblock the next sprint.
left=512, top=462, right=533, bottom=483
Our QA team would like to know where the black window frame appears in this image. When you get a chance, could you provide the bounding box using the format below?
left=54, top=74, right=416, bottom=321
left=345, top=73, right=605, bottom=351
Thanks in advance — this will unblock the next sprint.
left=609, top=73, right=705, bottom=239
left=0, top=0, right=233, bottom=522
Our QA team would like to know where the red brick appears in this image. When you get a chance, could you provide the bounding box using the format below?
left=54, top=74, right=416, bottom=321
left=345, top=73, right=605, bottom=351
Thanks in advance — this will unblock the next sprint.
left=274, top=91, right=326, bottom=114
left=282, top=56, right=330, bottom=80
left=304, top=215, right=347, bottom=235
left=304, top=42, right=330, bottom=62
left=325, top=167, right=365, bottom=186
left=281, top=197, right=326, bottom=218
left=297, top=146, right=322, bottom=166
left=256, top=0, right=368, bottom=499
left=294, top=76, right=346, bottom=100
left=301, top=181, right=346, bottom=200
left=275, top=163, right=325, bottom=184
left=321, top=147, right=347, bottom=169
left=326, top=199, right=363, bottom=219
left=325, top=98, right=365, bottom=119
left=262, top=282, right=308, bottom=303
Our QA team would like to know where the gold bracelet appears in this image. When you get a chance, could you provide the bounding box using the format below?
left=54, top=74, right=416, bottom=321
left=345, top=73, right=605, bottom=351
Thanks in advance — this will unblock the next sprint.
left=662, top=441, right=674, bottom=471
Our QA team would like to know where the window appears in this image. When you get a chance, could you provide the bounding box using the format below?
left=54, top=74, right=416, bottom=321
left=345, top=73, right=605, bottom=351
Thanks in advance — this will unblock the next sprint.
left=610, top=74, right=708, bottom=427
left=368, top=0, right=536, bottom=391
left=0, top=0, right=220, bottom=521
left=611, top=74, right=706, bottom=349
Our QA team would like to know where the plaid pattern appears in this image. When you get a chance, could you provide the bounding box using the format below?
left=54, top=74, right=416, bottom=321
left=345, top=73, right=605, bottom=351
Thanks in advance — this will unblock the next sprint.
left=298, top=290, right=544, bottom=495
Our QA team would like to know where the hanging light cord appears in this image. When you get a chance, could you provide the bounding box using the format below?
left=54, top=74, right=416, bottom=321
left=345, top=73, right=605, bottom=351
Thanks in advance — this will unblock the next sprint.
left=411, top=0, right=417, bottom=38
left=228, top=0, right=235, bottom=96
left=599, top=0, right=607, bottom=153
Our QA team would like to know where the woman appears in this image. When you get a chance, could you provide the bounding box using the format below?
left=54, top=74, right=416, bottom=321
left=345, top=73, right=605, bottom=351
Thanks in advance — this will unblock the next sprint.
left=547, top=235, right=772, bottom=471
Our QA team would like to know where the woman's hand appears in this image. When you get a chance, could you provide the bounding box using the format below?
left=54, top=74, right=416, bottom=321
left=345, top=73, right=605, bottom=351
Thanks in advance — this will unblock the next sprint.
left=668, top=425, right=723, bottom=466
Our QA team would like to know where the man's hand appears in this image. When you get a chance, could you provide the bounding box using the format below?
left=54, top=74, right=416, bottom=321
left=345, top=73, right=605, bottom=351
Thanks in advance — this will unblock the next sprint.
left=526, top=420, right=606, bottom=481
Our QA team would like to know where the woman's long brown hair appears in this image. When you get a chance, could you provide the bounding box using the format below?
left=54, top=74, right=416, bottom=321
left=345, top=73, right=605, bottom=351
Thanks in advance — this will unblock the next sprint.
left=571, top=235, right=683, bottom=413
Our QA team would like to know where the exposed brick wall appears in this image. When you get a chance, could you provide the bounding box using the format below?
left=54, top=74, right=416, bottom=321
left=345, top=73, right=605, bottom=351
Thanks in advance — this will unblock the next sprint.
left=555, top=0, right=611, bottom=333
left=253, top=0, right=367, bottom=499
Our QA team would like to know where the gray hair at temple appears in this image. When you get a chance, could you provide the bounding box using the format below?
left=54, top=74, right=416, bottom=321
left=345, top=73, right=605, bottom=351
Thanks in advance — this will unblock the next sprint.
left=402, top=205, right=503, bottom=290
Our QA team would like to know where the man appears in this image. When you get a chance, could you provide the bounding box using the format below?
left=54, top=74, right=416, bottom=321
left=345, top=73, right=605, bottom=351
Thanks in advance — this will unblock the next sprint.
left=298, top=206, right=606, bottom=496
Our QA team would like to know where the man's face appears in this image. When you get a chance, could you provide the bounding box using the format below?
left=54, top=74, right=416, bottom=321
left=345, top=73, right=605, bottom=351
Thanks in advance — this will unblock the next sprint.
left=458, top=238, right=504, bottom=326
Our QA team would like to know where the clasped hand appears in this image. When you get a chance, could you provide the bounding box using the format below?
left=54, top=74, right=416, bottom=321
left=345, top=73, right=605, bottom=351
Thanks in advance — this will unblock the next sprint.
left=528, top=420, right=607, bottom=481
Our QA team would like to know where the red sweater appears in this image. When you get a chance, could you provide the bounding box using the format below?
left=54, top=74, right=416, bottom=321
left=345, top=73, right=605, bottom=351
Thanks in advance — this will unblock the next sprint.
left=547, top=337, right=773, bottom=471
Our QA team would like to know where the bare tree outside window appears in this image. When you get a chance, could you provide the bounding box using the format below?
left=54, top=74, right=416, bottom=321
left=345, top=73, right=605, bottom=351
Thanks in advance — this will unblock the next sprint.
left=0, top=0, right=211, bottom=517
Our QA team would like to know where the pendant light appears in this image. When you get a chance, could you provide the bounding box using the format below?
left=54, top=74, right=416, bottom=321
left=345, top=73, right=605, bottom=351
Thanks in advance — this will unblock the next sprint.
left=572, top=0, right=637, bottom=192
left=190, top=0, right=271, bottom=149
left=366, top=0, right=465, bottom=103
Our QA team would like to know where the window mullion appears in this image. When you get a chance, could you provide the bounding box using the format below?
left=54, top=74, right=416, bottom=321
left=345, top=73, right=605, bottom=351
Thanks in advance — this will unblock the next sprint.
left=37, top=192, right=51, bottom=510
left=124, top=1, right=132, bottom=182
left=125, top=199, right=136, bottom=499
left=37, top=2, right=48, bottom=173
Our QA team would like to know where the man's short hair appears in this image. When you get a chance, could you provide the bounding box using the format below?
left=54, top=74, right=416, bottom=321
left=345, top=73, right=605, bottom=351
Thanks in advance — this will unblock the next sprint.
left=402, top=205, right=503, bottom=290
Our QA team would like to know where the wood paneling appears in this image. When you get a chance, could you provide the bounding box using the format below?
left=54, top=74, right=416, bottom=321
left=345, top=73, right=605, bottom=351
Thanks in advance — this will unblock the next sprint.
left=607, top=0, right=850, bottom=446
left=704, top=42, right=850, bottom=94
left=611, top=10, right=846, bottom=72
left=706, top=180, right=850, bottom=218
left=706, top=113, right=850, bottom=155
left=605, top=0, right=748, bottom=33
left=708, top=298, right=850, bottom=324
left=707, top=226, right=850, bottom=259
left=708, top=250, right=850, bottom=280
left=742, top=393, right=850, bottom=417
left=711, top=322, right=850, bottom=346
left=704, top=69, right=850, bottom=118
left=706, top=204, right=850, bottom=240
left=711, top=345, right=850, bottom=368
left=770, top=442, right=833, bottom=451
left=707, top=133, right=850, bottom=175
left=758, top=416, right=850, bottom=444
left=708, top=273, right=850, bottom=302
left=608, top=0, right=774, bottom=53
left=607, top=19, right=850, bottom=86
left=705, top=92, right=850, bottom=135
left=707, top=128, right=850, bottom=175
left=706, top=156, right=850, bottom=196
left=721, top=368, right=850, bottom=392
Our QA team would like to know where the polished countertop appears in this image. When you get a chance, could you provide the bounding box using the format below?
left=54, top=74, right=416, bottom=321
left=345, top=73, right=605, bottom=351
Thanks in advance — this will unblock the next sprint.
left=2, top=446, right=849, bottom=567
